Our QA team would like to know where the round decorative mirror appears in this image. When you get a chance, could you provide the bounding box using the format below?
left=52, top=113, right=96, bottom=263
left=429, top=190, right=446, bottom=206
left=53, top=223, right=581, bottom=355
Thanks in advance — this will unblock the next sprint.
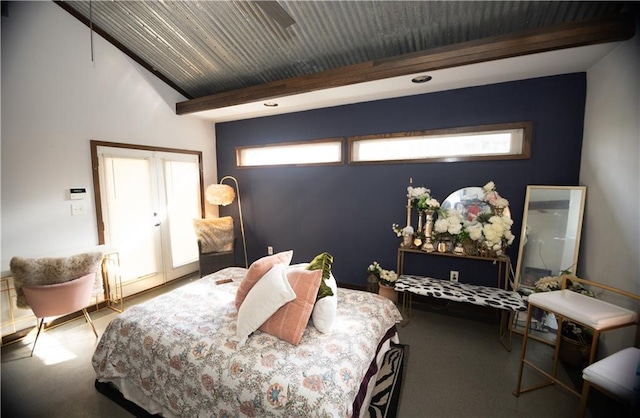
left=441, top=186, right=511, bottom=222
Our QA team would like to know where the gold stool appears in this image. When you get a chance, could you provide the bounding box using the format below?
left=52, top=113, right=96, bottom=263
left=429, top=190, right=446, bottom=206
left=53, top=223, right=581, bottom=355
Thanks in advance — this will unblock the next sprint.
left=514, top=276, right=639, bottom=398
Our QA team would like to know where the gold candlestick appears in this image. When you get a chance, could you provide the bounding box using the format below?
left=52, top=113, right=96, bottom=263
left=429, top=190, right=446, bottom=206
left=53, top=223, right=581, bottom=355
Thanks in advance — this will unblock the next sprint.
left=406, top=177, right=413, bottom=228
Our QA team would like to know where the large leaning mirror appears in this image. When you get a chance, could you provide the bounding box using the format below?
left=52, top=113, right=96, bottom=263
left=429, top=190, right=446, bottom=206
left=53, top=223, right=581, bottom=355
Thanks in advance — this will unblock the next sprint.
left=514, top=185, right=587, bottom=291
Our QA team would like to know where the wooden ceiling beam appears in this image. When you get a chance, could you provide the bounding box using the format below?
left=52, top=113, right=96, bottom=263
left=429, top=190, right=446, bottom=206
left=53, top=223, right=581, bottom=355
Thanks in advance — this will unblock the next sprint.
left=176, top=13, right=635, bottom=115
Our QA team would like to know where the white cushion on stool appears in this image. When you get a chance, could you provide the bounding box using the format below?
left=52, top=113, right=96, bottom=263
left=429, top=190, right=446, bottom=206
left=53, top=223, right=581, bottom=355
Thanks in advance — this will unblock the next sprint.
left=582, top=347, right=640, bottom=400
left=528, top=290, right=637, bottom=330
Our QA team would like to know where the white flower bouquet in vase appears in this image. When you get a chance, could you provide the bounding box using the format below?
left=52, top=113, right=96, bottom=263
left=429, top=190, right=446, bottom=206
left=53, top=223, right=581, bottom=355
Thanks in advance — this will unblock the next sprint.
left=483, top=181, right=510, bottom=216
left=432, top=210, right=464, bottom=253
left=368, top=261, right=398, bottom=303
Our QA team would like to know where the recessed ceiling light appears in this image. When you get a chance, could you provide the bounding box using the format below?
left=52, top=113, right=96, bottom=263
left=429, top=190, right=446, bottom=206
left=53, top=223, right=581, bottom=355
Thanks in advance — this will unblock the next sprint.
left=264, top=102, right=279, bottom=107
left=411, top=75, right=432, bottom=84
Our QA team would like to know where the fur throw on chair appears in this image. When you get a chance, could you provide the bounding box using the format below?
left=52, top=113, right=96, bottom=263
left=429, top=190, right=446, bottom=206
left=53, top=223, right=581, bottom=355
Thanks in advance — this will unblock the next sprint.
left=193, top=217, right=234, bottom=253
left=10, top=252, right=103, bottom=309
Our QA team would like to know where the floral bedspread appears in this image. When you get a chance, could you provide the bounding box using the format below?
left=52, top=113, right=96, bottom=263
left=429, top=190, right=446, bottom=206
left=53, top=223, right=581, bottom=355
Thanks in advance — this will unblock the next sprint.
left=92, top=267, right=402, bottom=417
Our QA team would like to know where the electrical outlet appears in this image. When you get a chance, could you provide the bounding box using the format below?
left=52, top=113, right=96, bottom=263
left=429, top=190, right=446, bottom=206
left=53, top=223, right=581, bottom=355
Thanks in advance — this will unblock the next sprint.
left=450, top=270, right=459, bottom=282
left=267, top=246, right=274, bottom=255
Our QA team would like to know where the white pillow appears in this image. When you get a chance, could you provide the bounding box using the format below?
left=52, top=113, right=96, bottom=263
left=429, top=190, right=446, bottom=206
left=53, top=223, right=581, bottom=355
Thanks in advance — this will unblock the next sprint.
left=286, top=262, right=338, bottom=334
left=312, top=273, right=338, bottom=334
left=235, top=264, right=296, bottom=345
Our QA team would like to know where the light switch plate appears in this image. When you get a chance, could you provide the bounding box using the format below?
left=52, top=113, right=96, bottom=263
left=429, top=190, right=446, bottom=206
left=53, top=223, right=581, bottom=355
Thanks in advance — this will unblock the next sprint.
left=71, top=203, right=86, bottom=215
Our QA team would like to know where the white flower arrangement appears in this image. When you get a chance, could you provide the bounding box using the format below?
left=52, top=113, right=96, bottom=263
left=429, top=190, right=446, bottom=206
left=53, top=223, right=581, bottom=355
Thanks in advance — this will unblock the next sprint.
left=534, top=276, right=561, bottom=292
left=493, top=197, right=509, bottom=208
left=465, top=222, right=484, bottom=241
left=392, top=223, right=414, bottom=237
left=482, top=181, right=496, bottom=194
left=379, top=268, right=398, bottom=286
left=481, top=215, right=515, bottom=250
left=396, top=181, right=514, bottom=255
left=368, top=262, right=397, bottom=286
left=367, top=261, right=381, bottom=278
left=534, top=274, right=596, bottom=297
left=433, top=210, right=464, bottom=238
left=461, top=212, right=514, bottom=253
left=482, top=180, right=509, bottom=208
left=407, top=186, right=430, bottom=200
left=417, top=195, right=441, bottom=211
left=407, top=184, right=440, bottom=210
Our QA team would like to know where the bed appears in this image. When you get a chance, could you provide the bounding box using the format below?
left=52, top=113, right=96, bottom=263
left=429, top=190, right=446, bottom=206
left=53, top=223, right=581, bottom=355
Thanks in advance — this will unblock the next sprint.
left=92, top=266, right=402, bottom=417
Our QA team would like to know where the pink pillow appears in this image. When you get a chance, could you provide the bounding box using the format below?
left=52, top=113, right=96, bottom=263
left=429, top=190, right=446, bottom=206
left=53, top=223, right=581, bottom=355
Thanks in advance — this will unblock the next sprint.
left=259, top=268, right=322, bottom=345
left=235, top=250, right=293, bottom=310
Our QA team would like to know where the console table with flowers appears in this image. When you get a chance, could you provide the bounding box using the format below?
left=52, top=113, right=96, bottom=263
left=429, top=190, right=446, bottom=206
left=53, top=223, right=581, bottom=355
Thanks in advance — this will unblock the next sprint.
left=392, top=180, right=515, bottom=286
left=388, top=180, right=525, bottom=350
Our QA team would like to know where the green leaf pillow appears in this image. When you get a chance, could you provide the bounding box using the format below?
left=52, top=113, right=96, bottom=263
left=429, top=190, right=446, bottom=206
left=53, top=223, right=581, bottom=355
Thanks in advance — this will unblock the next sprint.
left=306, top=252, right=334, bottom=300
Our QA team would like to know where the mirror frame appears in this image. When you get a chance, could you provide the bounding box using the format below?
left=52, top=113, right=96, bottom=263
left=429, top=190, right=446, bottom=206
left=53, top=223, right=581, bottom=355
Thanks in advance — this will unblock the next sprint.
left=513, top=185, right=587, bottom=291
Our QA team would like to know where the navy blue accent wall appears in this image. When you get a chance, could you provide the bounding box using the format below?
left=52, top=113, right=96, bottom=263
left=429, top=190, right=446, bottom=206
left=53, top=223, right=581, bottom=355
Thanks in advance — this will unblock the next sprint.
left=215, top=73, right=586, bottom=288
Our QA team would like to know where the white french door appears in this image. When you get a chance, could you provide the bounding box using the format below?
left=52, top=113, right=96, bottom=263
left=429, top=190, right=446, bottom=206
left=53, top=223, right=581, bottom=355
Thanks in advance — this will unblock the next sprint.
left=96, top=145, right=201, bottom=297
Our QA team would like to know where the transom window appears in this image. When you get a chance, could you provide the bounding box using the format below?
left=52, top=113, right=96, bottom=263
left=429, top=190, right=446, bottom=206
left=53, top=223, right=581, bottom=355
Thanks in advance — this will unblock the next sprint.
left=348, top=122, right=531, bottom=164
left=236, top=138, right=343, bottom=167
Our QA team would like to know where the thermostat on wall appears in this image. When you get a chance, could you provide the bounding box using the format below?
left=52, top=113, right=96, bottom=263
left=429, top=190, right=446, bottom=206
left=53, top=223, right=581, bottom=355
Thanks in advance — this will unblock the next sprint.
left=69, top=188, right=87, bottom=200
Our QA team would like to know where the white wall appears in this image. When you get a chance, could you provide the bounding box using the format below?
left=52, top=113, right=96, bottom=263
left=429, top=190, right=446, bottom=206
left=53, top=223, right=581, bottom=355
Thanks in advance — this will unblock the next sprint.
left=581, top=19, right=639, bottom=354
left=1, top=2, right=216, bottom=270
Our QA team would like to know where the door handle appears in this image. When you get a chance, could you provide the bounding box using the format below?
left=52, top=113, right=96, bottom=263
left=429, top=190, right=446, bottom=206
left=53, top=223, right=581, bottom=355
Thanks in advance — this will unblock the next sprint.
left=153, top=212, right=160, bottom=227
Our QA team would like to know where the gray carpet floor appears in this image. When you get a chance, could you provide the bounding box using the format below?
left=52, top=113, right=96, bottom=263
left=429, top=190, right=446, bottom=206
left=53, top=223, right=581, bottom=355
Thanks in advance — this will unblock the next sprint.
left=1, top=275, right=621, bottom=417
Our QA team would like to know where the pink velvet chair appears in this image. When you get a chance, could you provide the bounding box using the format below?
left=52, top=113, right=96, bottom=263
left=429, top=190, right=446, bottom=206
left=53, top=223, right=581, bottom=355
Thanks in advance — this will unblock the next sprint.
left=21, top=272, right=98, bottom=356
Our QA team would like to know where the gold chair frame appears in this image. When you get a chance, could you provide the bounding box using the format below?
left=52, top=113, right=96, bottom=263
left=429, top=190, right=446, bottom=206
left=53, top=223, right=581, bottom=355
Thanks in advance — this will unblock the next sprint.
left=514, top=276, right=640, bottom=398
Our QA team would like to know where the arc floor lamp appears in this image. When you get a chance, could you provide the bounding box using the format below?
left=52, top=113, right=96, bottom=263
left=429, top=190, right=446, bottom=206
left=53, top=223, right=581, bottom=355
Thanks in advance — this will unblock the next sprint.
left=205, top=176, right=248, bottom=268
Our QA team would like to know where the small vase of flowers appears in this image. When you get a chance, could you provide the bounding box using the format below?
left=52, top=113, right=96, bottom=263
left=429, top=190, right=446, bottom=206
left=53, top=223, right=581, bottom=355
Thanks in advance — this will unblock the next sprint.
left=483, top=181, right=510, bottom=212
left=433, top=210, right=464, bottom=252
left=368, top=262, right=398, bottom=303
left=416, top=194, right=441, bottom=212
left=392, top=223, right=415, bottom=247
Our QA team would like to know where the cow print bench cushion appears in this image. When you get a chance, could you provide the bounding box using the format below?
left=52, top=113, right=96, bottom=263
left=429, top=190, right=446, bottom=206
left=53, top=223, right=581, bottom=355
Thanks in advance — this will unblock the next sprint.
left=395, top=275, right=526, bottom=312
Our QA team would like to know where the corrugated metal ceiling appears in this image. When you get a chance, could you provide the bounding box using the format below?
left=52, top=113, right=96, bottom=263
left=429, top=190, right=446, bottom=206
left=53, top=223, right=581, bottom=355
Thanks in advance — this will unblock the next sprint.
left=61, top=1, right=628, bottom=100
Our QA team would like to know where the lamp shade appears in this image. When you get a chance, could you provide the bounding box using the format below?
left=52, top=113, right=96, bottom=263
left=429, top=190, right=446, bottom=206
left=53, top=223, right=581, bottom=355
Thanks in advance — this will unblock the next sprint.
left=206, top=184, right=235, bottom=206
